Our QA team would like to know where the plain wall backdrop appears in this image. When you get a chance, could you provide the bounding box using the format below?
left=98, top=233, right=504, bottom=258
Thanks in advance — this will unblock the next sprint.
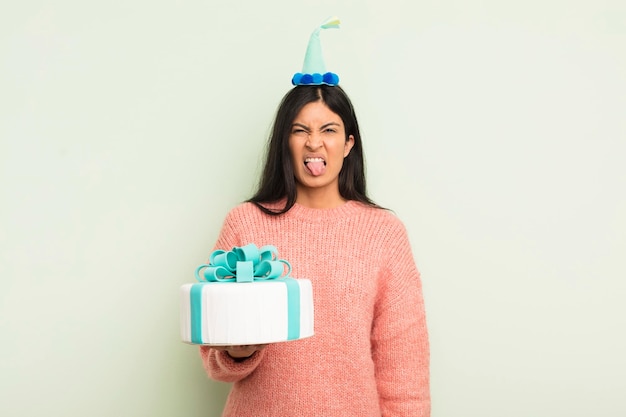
left=1, top=1, right=625, bottom=416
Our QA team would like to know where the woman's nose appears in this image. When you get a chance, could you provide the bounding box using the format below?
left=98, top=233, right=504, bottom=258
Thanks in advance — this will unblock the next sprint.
left=305, top=133, right=322, bottom=149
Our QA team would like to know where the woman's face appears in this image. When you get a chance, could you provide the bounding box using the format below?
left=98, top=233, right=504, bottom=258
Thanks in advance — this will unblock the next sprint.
left=288, top=100, right=354, bottom=199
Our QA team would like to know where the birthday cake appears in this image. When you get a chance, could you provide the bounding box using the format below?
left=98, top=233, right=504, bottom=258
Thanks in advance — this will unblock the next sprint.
left=180, top=244, right=314, bottom=345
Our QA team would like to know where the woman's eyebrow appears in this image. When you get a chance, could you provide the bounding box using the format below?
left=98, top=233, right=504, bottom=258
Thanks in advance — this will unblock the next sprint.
left=291, top=123, right=311, bottom=131
left=291, top=121, right=341, bottom=130
left=320, top=122, right=341, bottom=129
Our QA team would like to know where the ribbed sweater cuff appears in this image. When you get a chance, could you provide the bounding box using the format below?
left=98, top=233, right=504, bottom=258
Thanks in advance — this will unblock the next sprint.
left=200, top=346, right=264, bottom=382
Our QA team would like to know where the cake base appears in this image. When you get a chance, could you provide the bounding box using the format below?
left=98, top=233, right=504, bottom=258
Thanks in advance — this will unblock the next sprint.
left=180, top=278, right=314, bottom=345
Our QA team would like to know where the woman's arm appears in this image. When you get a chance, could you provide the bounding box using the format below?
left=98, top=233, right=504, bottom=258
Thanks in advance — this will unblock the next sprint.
left=372, top=222, right=430, bottom=416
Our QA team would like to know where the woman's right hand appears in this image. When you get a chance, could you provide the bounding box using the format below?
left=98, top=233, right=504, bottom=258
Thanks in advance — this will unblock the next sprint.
left=211, top=344, right=268, bottom=360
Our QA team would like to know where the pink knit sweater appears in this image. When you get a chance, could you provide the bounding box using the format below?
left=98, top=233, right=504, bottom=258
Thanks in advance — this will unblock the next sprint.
left=199, top=201, right=430, bottom=416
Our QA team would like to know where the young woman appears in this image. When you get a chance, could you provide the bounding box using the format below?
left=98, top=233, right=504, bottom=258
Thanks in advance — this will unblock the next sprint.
left=199, top=85, right=430, bottom=416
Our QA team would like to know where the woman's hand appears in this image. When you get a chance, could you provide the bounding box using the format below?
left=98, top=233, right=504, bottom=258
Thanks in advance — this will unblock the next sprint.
left=212, top=344, right=268, bottom=360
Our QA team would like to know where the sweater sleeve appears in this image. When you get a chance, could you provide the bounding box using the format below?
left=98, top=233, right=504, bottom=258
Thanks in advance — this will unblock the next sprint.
left=371, top=219, right=431, bottom=417
left=199, top=346, right=266, bottom=382
left=198, top=205, right=267, bottom=383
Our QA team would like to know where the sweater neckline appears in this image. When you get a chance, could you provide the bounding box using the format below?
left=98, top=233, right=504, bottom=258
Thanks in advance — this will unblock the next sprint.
left=285, top=200, right=362, bottom=223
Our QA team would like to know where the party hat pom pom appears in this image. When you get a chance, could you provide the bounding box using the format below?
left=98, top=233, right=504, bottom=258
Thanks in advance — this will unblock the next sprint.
left=300, top=74, right=314, bottom=84
left=323, top=72, right=339, bottom=85
left=291, top=73, right=304, bottom=85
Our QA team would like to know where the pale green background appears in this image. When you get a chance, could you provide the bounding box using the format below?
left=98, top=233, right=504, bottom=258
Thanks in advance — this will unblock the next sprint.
left=1, top=1, right=625, bottom=416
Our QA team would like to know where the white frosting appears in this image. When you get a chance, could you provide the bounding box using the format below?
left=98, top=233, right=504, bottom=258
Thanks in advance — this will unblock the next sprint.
left=180, top=279, right=314, bottom=345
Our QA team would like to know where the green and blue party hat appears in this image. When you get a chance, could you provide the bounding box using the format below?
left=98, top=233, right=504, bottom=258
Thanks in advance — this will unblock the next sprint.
left=292, top=16, right=340, bottom=86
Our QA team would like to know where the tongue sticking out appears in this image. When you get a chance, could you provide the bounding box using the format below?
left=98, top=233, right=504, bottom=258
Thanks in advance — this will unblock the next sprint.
left=306, top=160, right=326, bottom=176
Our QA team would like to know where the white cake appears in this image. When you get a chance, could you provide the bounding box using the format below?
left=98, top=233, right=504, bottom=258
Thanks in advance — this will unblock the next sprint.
left=180, top=278, right=314, bottom=345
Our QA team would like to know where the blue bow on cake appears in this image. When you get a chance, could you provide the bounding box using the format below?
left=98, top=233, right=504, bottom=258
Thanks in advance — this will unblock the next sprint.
left=195, top=244, right=292, bottom=283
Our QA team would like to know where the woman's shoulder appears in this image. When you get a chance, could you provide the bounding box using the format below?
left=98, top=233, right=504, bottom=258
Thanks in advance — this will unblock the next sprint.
left=224, top=200, right=289, bottom=223
left=351, top=201, right=405, bottom=227
left=350, top=203, right=415, bottom=254
left=224, top=201, right=265, bottom=220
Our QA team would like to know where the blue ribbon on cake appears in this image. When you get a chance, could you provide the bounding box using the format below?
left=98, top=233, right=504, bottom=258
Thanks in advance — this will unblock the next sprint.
left=195, top=244, right=292, bottom=283
left=190, top=244, right=301, bottom=344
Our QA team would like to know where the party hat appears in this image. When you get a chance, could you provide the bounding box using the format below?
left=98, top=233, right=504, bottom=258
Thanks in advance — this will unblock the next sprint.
left=292, top=16, right=340, bottom=86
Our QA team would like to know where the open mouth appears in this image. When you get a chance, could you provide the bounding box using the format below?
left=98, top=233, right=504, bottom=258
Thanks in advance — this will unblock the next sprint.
left=304, top=157, right=326, bottom=176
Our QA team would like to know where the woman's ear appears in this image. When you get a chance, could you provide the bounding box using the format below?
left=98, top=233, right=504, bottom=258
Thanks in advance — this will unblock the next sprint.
left=344, top=135, right=355, bottom=157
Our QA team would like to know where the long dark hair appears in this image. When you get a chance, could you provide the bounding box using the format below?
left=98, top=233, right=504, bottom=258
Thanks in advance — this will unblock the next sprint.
left=248, top=85, right=381, bottom=215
